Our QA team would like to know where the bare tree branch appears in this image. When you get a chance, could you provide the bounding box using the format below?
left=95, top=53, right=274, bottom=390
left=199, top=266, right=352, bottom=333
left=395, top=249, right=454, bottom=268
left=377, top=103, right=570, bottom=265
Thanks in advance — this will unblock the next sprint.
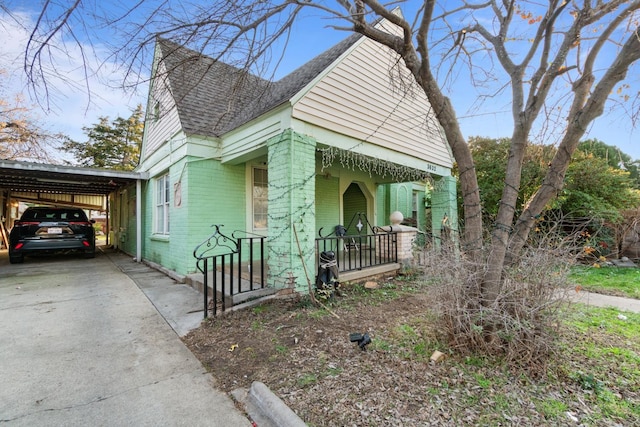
left=12, top=0, right=640, bottom=305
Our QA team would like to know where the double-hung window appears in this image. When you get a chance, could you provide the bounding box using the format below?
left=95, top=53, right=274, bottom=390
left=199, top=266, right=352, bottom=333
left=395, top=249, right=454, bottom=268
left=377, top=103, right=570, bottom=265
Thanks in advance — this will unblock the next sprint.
left=156, top=173, right=170, bottom=234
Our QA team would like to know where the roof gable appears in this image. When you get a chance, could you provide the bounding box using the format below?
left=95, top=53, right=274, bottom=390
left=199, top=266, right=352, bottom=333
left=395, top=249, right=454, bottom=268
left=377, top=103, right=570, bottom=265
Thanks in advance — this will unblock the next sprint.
left=156, top=39, right=271, bottom=137
left=155, top=34, right=361, bottom=137
left=291, top=28, right=452, bottom=168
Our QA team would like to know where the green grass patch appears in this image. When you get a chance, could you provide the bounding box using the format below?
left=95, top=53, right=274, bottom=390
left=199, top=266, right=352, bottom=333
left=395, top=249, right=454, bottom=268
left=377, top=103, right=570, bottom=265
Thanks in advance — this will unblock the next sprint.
left=297, top=373, right=318, bottom=387
left=538, top=398, right=568, bottom=420
left=564, top=305, right=640, bottom=339
left=594, top=388, right=640, bottom=421
left=251, top=304, right=271, bottom=314
left=370, top=339, right=392, bottom=351
left=383, top=321, right=437, bottom=360
left=569, top=266, right=640, bottom=299
left=250, top=320, right=263, bottom=331
left=557, top=303, right=640, bottom=423
left=472, top=372, right=493, bottom=389
left=464, top=355, right=489, bottom=367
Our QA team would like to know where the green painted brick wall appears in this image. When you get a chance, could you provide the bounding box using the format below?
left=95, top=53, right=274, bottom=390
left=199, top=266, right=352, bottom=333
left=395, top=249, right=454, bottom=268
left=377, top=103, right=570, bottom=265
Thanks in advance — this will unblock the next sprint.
left=142, top=157, right=188, bottom=273
left=183, top=158, right=247, bottom=273
left=315, top=175, right=340, bottom=237
left=142, top=156, right=246, bottom=275
left=267, top=130, right=316, bottom=291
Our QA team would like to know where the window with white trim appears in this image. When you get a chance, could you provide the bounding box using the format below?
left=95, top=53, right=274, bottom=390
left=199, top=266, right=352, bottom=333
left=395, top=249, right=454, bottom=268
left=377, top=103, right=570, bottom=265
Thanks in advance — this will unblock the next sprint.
left=252, top=167, right=268, bottom=230
left=155, top=173, right=170, bottom=234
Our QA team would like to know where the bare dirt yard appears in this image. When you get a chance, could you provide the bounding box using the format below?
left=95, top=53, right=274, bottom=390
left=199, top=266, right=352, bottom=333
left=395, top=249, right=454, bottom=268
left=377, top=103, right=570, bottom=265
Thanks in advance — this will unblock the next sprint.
left=183, top=276, right=639, bottom=426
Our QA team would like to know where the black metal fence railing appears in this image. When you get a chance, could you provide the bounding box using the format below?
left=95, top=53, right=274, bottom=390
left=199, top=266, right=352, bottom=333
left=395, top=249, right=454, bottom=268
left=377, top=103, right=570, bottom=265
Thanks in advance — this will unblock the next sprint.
left=315, top=229, right=398, bottom=273
left=193, top=225, right=266, bottom=318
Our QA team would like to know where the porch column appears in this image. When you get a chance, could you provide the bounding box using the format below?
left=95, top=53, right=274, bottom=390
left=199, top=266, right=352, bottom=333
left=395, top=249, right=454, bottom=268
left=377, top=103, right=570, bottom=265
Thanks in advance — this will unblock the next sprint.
left=431, top=175, right=458, bottom=249
left=267, top=130, right=316, bottom=294
left=380, top=211, right=419, bottom=267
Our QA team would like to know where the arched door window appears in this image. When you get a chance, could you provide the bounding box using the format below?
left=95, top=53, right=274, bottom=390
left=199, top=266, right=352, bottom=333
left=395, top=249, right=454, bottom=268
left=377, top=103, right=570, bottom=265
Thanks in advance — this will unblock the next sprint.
left=342, top=183, right=367, bottom=234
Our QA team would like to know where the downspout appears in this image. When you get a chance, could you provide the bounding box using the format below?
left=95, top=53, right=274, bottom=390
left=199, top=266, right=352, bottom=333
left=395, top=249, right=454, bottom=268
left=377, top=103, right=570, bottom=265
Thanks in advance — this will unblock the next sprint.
left=136, top=179, right=142, bottom=263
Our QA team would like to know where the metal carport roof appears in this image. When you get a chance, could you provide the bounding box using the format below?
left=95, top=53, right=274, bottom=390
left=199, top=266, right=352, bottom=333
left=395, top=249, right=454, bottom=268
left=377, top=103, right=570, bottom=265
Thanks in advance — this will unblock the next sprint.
left=0, top=159, right=148, bottom=195
left=0, top=159, right=148, bottom=262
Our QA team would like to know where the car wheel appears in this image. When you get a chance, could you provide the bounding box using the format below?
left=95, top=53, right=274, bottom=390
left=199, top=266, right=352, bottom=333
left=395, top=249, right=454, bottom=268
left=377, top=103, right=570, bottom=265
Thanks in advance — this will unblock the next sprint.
left=9, top=253, right=24, bottom=264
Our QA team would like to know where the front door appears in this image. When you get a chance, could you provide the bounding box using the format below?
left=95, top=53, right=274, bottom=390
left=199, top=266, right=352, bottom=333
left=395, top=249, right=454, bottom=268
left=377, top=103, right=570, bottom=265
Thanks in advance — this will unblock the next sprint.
left=342, top=183, right=367, bottom=234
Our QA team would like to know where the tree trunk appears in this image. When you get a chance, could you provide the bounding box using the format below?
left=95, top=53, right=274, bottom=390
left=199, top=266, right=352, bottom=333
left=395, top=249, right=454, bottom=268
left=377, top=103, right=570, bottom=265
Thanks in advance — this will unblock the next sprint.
left=508, top=27, right=640, bottom=261
left=507, top=123, right=591, bottom=262
left=420, top=80, right=484, bottom=262
left=482, top=123, right=531, bottom=302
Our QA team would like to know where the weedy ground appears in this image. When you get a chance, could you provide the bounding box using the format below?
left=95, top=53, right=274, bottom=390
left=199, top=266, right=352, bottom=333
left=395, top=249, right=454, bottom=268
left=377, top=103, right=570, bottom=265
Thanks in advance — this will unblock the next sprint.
left=183, top=269, right=640, bottom=426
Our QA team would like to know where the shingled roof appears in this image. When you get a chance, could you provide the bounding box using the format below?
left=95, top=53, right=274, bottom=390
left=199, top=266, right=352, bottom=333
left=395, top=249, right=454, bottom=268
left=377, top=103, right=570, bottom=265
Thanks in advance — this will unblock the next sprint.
left=156, top=33, right=362, bottom=138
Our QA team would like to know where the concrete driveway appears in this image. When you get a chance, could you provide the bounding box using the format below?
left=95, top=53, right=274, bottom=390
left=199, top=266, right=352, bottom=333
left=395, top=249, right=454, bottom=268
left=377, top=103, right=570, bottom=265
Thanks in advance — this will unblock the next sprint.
left=0, top=249, right=251, bottom=426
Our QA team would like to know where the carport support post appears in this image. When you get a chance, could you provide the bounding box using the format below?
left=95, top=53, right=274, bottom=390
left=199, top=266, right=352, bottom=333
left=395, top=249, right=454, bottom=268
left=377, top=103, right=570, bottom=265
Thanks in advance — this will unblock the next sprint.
left=2, top=191, right=9, bottom=248
left=136, top=179, right=142, bottom=262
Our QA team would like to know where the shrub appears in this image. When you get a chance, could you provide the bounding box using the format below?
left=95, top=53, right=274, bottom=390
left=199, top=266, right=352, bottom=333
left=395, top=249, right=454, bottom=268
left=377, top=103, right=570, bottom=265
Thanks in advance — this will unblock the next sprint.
left=419, top=243, right=573, bottom=375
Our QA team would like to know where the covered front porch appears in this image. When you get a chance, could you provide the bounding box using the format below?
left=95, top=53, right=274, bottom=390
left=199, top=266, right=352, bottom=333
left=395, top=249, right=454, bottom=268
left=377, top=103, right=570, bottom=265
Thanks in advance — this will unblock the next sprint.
left=266, top=130, right=457, bottom=291
left=186, top=220, right=404, bottom=317
left=187, top=129, right=457, bottom=315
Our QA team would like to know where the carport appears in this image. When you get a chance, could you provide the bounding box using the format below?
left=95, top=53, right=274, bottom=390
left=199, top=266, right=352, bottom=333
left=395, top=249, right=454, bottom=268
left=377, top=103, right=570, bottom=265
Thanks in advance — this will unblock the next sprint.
left=0, top=159, right=148, bottom=261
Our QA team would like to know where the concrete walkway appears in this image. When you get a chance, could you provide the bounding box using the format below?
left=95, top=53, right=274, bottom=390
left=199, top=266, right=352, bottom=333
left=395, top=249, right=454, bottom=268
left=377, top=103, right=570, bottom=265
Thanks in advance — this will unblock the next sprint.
left=565, top=288, right=640, bottom=313
left=0, top=249, right=251, bottom=427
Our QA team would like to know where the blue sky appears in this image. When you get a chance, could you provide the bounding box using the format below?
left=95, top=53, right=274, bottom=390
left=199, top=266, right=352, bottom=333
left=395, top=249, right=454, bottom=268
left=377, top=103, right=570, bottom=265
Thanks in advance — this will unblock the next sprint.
left=1, top=1, right=638, bottom=161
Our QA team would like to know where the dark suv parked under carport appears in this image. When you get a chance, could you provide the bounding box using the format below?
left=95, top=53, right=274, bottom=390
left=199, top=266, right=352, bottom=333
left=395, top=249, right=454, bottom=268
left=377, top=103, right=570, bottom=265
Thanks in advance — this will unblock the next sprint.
left=9, top=207, right=96, bottom=264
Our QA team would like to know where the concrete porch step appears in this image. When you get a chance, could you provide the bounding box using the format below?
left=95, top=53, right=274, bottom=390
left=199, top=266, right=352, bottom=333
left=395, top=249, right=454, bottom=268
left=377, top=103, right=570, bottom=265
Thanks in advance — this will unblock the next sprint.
left=339, top=263, right=401, bottom=283
left=184, top=271, right=277, bottom=304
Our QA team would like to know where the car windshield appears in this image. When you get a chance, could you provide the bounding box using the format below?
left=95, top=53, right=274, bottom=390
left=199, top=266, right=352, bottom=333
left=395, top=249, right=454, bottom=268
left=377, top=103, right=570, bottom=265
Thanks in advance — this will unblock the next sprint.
left=21, top=209, right=88, bottom=222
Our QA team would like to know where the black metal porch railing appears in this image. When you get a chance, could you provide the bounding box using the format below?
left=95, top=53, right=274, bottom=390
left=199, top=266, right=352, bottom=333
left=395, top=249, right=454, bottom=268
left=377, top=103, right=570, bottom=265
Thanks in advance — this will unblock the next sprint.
left=316, top=213, right=398, bottom=273
left=193, top=225, right=266, bottom=318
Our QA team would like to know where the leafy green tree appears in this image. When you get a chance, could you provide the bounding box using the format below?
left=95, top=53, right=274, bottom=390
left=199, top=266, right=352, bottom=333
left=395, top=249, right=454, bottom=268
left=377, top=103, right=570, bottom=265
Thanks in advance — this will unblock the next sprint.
left=469, top=137, right=640, bottom=223
left=63, top=105, right=143, bottom=170
left=469, top=137, right=555, bottom=222
left=557, top=152, right=640, bottom=222
left=577, top=139, right=639, bottom=188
